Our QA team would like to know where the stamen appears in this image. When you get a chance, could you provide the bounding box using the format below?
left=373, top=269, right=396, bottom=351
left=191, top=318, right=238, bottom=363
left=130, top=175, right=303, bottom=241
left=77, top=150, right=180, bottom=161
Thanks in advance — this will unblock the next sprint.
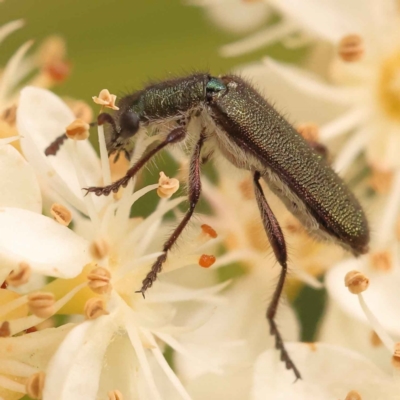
left=89, top=238, right=110, bottom=260
left=84, top=298, right=109, bottom=320
left=157, top=171, right=179, bottom=199
left=344, top=270, right=369, bottom=294
left=69, top=100, right=93, bottom=123
left=92, top=89, right=119, bottom=110
left=87, top=267, right=112, bottom=294
left=27, top=292, right=56, bottom=318
left=345, top=390, right=362, bottom=400
left=65, top=119, right=90, bottom=141
left=201, top=224, right=218, bottom=239
left=2, top=105, right=17, bottom=125
left=199, top=254, right=216, bottom=268
left=369, top=250, right=392, bottom=271
left=0, top=321, right=10, bottom=337
left=296, top=123, right=319, bottom=141
left=50, top=203, right=72, bottom=226
left=6, top=262, right=31, bottom=287
left=338, top=34, right=364, bottom=62
left=369, top=167, right=393, bottom=194
left=108, top=390, right=123, bottom=400
left=25, top=371, right=45, bottom=399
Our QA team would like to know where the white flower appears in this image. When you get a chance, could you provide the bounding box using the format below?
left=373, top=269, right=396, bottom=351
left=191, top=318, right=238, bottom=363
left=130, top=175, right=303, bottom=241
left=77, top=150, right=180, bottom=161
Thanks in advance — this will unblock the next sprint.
left=2, top=86, right=232, bottom=399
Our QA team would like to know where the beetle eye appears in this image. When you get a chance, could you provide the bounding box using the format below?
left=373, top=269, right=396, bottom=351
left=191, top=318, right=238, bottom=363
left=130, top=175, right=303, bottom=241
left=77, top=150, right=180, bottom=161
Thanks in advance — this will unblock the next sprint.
left=119, top=110, right=140, bottom=138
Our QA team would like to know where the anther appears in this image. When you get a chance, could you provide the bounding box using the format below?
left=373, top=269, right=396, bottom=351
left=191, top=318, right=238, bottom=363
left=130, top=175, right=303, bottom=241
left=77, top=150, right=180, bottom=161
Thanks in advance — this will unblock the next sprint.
left=199, top=254, right=216, bottom=268
left=344, top=270, right=369, bottom=294
left=87, top=267, right=112, bottom=294
left=345, top=390, right=362, bottom=400
left=25, top=371, right=45, bottom=399
left=6, top=262, right=31, bottom=287
left=296, top=123, right=319, bottom=142
left=392, top=345, right=400, bottom=369
left=157, top=171, right=180, bottom=199
left=0, top=321, right=10, bottom=337
left=92, top=89, right=119, bottom=110
left=108, top=390, right=123, bottom=400
left=28, top=292, right=56, bottom=318
left=369, top=250, right=392, bottom=272
left=370, top=331, right=382, bottom=347
left=69, top=100, right=93, bottom=123
left=90, top=238, right=110, bottom=260
left=2, top=105, right=17, bottom=125
left=201, top=224, right=218, bottom=239
left=338, top=34, right=364, bottom=62
left=65, top=119, right=90, bottom=141
left=50, top=203, right=72, bottom=226
left=84, top=298, right=109, bottom=320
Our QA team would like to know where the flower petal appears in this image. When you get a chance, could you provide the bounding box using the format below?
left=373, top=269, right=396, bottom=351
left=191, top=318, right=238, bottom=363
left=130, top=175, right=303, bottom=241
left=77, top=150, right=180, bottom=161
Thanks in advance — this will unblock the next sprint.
left=252, top=342, right=395, bottom=400
left=0, top=144, right=42, bottom=212
left=0, top=207, right=90, bottom=279
left=17, top=87, right=101, bottom=214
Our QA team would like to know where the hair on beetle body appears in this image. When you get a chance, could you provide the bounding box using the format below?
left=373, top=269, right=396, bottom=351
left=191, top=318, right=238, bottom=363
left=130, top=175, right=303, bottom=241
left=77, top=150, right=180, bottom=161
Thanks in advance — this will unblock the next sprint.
left=45, top=72, right=370, bottom=380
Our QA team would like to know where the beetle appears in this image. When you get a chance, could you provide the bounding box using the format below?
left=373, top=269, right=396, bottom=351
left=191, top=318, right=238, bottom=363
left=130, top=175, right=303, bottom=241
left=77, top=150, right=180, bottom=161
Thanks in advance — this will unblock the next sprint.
left=46, top=73, right=370, bottom=380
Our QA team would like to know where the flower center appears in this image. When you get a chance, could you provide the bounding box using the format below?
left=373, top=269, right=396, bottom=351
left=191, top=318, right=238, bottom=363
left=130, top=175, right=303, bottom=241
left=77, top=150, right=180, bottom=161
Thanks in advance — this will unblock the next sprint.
left=377, top=50, right=400, bottom=121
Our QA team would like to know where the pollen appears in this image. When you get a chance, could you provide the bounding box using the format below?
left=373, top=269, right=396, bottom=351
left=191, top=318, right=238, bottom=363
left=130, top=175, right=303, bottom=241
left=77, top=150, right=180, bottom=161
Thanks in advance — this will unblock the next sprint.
left=338, top=34, right=364, bottom=62
left=369, top=167, right=393, bottom=194
left=370, top=330, right=383, bottom=347
left=199, top=254, right=216, bottom=268
left=201, top=224, right=218, bottom=239
left=65, top=118, right=90, bottom=141
left=25, top=371, right=45, bottom=400
left=157, top=171, right=180, bottom=198
left=84, top=297, right=109, bottom=320
left=90, top=238, right=110, bottom=260
left=345, top=390, right=362, bottom=400
left=108, top=390, right=123, bottom=400
left=6, top=261, right=31, bottom=287
left=50, top=203, right=72, bottom=226
left=87, top=266, right=112, bottom=294
left=28, top=292, right=56, bottom=318
left=377, top=50, right=400, bottom=121
left=92, top=89, right=119, bottom=110
left=369, top=250, right=392, bottom=272
left=296, top=123, right=319, bottom=142
left=344, top=270, right=369, bottom=294
left=0, top=321, right=10, bottom=337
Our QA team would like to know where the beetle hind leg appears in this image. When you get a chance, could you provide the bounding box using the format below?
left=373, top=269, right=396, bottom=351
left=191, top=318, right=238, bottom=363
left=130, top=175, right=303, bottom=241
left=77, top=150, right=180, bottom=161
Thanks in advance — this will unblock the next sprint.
left=253, top=171, right=302, bottom=381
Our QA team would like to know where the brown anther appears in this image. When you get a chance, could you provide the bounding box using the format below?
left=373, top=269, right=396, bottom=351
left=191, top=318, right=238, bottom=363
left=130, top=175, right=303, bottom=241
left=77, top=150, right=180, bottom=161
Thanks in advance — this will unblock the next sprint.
left=345, top=390, right=362, bottom=400
left=45, top=60, right=71, bottom=83
left=108, top=390, right=123, bottom=400
left=6, top=262, right=31, bottom=287
left=70, top=100, right=93, bottom=124
left=238, top=177, right=254, bottom=200
left=0, top=321, right=10, bottom=337
left=65, top=119, right=90, bottom=141
left=84, top=298, right=109, bottom=320
left=369, top=168, right=393, bottom=194
left=90, top=238, right=110, bottom=260
left=92, top=89, right=119, bottom=110
left=344, top=270, right=369, bottom=294
left=296, top=123, right=319, bottom=142
left=394, top=342, right=400, bottom=358
left=370, top=331, right=382, bottom=347
left=27, top=292, right=56, bottom=318
left=370, top=250, right=392, bottom=272
left=50, top=203, right=72, bottom=226
left=338, top=34, right=364, bottom=62
left=392, top=355, right=400, bottom=370
left=201, top=224, right=218, bottom=239
left=25, top=371, right=45, bottom=399
left=1, top=105, right=17, bottom=125
left=38, top=36, right=66, bottom=67
left=87, top=267, right=112, bottom=294
left=199, top=254, right=216, bottom=268
left=157, top=171, right=180, bottom=199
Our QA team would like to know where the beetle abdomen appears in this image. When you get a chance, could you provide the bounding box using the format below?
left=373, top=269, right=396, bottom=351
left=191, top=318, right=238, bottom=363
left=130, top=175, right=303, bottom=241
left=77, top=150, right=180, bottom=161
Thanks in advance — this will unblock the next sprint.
left=209, top=75, right=369, bottom=255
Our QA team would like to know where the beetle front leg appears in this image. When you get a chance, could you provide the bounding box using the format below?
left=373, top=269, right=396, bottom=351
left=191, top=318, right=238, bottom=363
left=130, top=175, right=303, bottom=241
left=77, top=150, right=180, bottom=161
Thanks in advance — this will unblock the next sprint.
left=253, top=171, right=301, bottom=381
left=137, top=133, right=205, bottom=296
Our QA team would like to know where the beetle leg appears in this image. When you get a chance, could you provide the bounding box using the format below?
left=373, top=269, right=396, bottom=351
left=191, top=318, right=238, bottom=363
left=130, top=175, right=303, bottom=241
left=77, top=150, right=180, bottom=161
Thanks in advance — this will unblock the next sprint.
left=253, top=171, right=301, bottom=381
left=84, top=125, right=187, bottom=196
left=137, top=132, right=205, bottom=296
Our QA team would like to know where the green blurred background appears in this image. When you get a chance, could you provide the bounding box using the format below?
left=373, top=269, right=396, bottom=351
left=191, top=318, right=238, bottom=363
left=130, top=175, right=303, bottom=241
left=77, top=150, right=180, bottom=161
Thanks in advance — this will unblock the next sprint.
left=1, top=0, right=324, bottom=344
